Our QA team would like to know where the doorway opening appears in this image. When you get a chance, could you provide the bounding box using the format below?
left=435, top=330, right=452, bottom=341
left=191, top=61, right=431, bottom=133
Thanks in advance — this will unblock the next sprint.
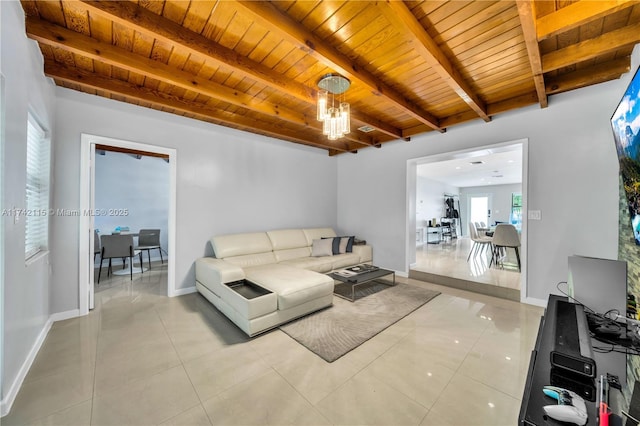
left=469, top=195, right=490, bottom=228
left=0, top=75, right=5, bottom=417
left=407, top=139, right=528, bottom=302
left=79, top=134, right=177, bottom=314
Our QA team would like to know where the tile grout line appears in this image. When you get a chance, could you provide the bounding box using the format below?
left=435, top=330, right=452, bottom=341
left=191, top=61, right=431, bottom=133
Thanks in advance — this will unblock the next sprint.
left=153, top=294, right=214, bottom=425
left=89, top=294, right=102, bottom=426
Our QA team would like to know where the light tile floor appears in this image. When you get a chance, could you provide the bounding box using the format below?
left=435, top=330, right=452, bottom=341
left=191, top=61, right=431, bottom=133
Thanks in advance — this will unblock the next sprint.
left=413, top=237, right=521, bottom=291
left=3, top=263, right=543, bottom=425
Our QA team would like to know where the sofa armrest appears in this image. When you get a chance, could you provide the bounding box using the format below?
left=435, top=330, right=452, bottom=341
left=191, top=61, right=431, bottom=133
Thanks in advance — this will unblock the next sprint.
left=196, top=257, right=245, bottom=285
left=352, top=244, right=372, bottom=263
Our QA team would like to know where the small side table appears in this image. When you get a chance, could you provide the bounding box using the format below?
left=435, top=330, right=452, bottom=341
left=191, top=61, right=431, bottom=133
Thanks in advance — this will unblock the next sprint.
left=426, top=227, right=442, bottom=244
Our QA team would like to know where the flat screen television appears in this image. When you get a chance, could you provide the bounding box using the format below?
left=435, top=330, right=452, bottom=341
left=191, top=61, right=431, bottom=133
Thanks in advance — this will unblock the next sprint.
left=611, top=65, right=640, bottom=244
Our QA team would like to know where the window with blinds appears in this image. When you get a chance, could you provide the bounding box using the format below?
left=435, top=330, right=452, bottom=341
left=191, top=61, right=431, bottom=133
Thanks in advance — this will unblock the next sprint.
left=25, top=114, right=50, bottom=259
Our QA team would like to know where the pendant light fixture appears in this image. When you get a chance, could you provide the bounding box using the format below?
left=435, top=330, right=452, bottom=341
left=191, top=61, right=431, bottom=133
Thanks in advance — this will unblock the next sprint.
left=316, top=73, right=351, bottom=140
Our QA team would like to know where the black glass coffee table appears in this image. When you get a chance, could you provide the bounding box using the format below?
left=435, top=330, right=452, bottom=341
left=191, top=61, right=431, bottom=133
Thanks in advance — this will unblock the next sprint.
left=329, top=266, right=396, bottom=301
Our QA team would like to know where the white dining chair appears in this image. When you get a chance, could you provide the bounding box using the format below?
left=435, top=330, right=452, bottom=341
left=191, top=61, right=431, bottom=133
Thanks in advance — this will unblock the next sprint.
left=490, top=224, right=521, bottom=271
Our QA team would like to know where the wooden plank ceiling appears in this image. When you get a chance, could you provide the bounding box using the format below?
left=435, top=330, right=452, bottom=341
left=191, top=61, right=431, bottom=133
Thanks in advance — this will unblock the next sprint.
left=20, top=0, right=640, bottom=155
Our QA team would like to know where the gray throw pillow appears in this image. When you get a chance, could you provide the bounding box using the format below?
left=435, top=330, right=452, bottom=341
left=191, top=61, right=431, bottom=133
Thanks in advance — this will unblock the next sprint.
left=311, top=238, right=333, bottom=257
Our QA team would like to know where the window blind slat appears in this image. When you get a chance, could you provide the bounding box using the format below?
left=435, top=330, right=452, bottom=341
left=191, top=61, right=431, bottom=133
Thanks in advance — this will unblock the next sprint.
left=25, top=115, right=50, bottom=259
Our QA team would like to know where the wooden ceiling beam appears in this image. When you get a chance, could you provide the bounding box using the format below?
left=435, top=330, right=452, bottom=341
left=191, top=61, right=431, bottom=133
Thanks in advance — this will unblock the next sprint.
left=78, top=0, right=403, bottom=141
left=79, top=0, right=316, bottom=104
left=29, top=15, right=373, bottom=148
left=487, top=91, right=540, bottom=116
left=349, top=111, right=406, bottom=141
left=403, top=91, right=539, bottom=136
left=545, top=57, right=631, bottom=95
left=350, top=112, right=405, bottom=141
left=25, top=17, right=316, bottom=128
left=235, top=0, right=444, bottom=133
left=44, top=61, right=352, bottom=153
left=382, top=1, right=490, bottom=122
left=542, top=22, right=640, bottom=73
left=516, top=0, right=548, bottom=108
left=536, top=0, right=637, bottom=41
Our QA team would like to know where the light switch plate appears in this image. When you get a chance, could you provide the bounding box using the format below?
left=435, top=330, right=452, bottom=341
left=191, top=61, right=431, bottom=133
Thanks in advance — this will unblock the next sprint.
left=528, top=210, right=541, bottom=220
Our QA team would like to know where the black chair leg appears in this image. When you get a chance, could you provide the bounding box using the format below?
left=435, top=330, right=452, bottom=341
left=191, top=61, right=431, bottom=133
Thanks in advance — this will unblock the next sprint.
left=159, top=248, right=163, bottom=265
left=147, top=250, right=151, bottom=270
left=98, top=253, right=105, bottom=283
left=140, top=252, right=144, bottom=274
left=130, top=255, right=133, bottom=280
left=489, top=244, right=496, bottom=267
left=515, top=247, right=521, bottom=271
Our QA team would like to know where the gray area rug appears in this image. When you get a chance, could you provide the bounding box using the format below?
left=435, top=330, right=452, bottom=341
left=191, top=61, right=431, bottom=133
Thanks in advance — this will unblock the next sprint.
left=279, top=281, right=440, bottom=362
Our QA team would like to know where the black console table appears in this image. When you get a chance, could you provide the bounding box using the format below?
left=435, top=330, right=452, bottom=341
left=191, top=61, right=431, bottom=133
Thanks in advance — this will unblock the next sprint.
left=519, top=294, right=627, bottom=425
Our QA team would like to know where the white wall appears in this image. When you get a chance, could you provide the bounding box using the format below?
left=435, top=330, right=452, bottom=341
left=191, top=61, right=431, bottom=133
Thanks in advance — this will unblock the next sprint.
left=416, top=176, right=459, bottom=227
left=1, top=0, right=57, bottom=413
left=337, top=46, right=640, bottom=302
left=94, top=151, right=170, bottom=264
left=51, top=88, right=338, bottom=313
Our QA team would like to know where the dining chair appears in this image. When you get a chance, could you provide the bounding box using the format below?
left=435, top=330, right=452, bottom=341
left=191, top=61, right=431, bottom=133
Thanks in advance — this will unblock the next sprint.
left=490, top=224, right=521, bottom=271
left=136, top=229, right=163, bottom=269
left=475, top=221, right=489, bottom=234
left=98, top=234, right=143, bottom=283
left=467, top=222, right=492, bottom=261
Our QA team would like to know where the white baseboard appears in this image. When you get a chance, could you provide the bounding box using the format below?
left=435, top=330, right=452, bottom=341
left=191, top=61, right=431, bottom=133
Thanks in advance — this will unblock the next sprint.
left=395, top=270, right=409, bottom=278
left=171, top=285, right=197, bottom=297
left=523, top=296, right=547, bottom=308
left=49, top=309, right=80, bottom=323
left=0, top=317, right=54, bottom=417
left=1, top=308, right=83, bottom=417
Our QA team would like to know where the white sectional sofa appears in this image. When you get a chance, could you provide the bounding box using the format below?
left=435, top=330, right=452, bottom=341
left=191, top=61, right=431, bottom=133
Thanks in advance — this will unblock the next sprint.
left=195, top=227, right=372, bottom=336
